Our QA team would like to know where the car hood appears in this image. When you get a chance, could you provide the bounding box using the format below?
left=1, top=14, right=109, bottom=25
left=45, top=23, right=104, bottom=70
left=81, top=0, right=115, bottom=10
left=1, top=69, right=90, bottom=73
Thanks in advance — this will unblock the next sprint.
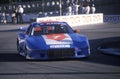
left=26, top=33, right=88, bottom=50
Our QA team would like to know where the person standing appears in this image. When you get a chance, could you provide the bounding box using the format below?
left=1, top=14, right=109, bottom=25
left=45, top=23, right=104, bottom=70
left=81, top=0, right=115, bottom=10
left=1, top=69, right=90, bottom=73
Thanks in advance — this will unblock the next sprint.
left=86, top=4, right=90, bottom=14
left=17, top=5, right=24, bottom=24
left=81, top=4, right=86, bottom=14
left=76, top=3, right=80, bottom=15
left=78, top=3, right=82, bottom=14
left=1, top=12, right=7, bottom=24
left=91, top=4, right=96, bottom=14
left=72, top=3, right=79, bottom=15
left=11, top=10, right=17, bottom=24
left=15, top=7, right=19, bottom=24
left=67, top=5, right=72, bottom=15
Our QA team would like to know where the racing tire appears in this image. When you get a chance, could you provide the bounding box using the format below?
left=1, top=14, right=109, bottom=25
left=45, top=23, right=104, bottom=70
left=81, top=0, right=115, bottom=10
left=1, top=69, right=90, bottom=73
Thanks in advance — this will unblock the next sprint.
left=17, top=39, right=20, bottom=52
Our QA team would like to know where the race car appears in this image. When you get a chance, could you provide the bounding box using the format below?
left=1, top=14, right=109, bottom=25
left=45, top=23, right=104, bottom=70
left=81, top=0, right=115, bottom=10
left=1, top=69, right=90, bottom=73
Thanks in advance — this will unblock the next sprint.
left=17, top=22, right=90, bottom=60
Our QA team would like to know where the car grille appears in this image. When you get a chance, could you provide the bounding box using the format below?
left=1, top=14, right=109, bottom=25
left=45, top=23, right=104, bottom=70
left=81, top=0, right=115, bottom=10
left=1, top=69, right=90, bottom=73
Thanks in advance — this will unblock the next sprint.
left=48, top=48, right=75, bottom=58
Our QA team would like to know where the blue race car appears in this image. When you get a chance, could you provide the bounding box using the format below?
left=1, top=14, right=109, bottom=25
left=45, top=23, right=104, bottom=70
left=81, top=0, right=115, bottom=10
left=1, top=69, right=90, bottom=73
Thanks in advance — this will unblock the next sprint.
left=17, top=22, right=90, bottom=60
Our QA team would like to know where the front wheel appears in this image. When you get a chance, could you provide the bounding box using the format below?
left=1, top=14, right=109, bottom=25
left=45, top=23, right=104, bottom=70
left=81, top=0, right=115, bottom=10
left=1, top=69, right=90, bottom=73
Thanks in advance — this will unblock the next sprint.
left=17, top=39, right=20, bottom=52
left=24, top=46, right=31, bottom=59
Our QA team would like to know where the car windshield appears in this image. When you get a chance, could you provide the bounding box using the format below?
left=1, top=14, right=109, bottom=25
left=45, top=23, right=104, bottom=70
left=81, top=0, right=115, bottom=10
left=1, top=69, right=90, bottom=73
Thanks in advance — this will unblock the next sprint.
left=31, top=24, right=73, bottom=36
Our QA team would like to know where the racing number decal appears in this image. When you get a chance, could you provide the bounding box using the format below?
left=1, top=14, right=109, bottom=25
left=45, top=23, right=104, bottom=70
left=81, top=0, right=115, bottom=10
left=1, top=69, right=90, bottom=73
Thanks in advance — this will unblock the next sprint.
left=42, top=34, right=73, bottom=45
left=46, top=34, right=67, bottom=41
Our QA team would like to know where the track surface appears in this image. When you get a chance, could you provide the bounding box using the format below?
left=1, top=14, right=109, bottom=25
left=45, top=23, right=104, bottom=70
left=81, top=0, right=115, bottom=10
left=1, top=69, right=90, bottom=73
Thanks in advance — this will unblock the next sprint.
left=0, top=23, right=120, bottom=79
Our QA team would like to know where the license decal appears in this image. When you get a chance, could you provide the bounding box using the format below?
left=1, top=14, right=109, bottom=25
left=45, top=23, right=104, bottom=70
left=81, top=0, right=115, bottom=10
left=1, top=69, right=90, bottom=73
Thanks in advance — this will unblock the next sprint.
left=50, top=45, right=70, bottom=48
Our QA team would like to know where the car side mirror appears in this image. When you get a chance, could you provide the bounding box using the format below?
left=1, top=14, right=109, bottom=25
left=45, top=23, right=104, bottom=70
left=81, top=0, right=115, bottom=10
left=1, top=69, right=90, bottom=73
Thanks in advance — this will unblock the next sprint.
left=19, top=27, right=28, bottom=34
left=19, top=27, right=27, bottom=32
left=19, top=32, right=26, bottom=39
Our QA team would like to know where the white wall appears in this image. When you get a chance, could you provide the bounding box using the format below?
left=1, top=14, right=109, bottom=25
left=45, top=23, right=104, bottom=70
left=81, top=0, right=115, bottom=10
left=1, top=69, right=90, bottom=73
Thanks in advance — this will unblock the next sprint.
left=37, top=13, right=103, bottom=27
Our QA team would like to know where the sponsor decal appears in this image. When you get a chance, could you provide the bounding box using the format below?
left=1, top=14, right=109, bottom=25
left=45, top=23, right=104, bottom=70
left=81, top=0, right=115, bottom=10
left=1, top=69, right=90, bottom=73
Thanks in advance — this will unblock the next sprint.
left=104, top=15, right=120, bottom=22
left=37, top=13, right=103, bottom=26
left=42, top=34, right=73, bottom=45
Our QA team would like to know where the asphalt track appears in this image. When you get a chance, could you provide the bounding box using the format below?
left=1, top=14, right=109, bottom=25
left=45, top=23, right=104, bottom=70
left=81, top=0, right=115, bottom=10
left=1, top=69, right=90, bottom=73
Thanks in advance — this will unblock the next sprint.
left=0, top=23, right=120, bottom=79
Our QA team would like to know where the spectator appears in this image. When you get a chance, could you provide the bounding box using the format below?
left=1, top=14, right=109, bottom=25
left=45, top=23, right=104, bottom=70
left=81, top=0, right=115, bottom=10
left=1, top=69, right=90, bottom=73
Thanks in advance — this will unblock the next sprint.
left=17, top=5, right=24, bottom=24
left=72, top=3, right=79, bottom=15
left=81, top=4, right=86, bottom=14
left=1, top=12, right=7, bottom=24
left=86, top=4, right=90, bottom=14
left=78, top=3, right=83, bottom=14
left=15, top=7, right=18, bottom=23
left=67, top=5, right=72, bottom=15
left=11, top=10, right=17, bottom=24
left=91, top=4, right=96, bottom=14
left=72, top=3, right=75, bottom=15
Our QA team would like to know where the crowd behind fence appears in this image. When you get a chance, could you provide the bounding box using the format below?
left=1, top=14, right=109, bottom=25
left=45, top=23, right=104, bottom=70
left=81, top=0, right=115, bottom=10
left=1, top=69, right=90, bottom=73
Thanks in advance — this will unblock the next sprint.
left=0, top=0, right=120, bottom=24
left=0, top=1, right=95, bottom=24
